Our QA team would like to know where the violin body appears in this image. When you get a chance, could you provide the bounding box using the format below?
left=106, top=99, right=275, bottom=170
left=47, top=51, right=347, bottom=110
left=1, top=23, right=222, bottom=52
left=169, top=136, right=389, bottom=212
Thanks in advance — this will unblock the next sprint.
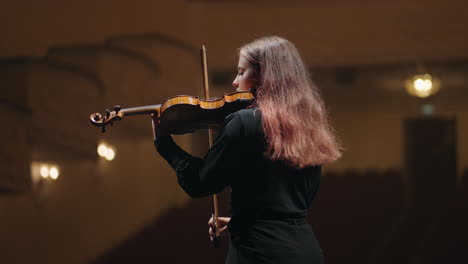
left=90, top=91, right=254, bottom=134
left=159, top=91, right=254, bottom=134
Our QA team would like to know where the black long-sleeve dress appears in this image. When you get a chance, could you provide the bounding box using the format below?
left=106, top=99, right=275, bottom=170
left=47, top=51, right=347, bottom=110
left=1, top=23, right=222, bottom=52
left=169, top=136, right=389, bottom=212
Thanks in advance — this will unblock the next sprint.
left=155, top=107, right=323, bottom=264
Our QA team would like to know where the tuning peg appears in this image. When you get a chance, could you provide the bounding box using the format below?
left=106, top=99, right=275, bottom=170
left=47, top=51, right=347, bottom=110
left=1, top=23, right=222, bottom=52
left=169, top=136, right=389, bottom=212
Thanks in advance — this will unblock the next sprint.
left=105, top=109, right=111, bottom=118
left=114, top=105, right=121, bottom=113
left=93, top=113, right=102, bottom=122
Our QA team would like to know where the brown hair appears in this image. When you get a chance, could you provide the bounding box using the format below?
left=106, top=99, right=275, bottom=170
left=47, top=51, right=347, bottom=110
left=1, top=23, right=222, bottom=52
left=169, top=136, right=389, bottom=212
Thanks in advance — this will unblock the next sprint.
left=240, top=36, right=342, bottom=168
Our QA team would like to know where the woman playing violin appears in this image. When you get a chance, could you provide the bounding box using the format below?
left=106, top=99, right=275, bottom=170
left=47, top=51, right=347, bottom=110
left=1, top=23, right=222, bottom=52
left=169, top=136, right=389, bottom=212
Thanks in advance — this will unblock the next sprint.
left=151, top=36, right=342, bottom=264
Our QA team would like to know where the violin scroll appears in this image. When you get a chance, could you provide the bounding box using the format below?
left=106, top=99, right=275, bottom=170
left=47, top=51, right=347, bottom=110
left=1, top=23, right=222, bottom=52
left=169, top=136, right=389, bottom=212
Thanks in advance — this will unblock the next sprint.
left=90, top=105, right=124, bottom=133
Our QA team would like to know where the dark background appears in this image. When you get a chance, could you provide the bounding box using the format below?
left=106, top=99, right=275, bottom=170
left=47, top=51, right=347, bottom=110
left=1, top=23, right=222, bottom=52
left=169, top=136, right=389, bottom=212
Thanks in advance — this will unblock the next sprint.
left=1, top=0, right=467, bottom=263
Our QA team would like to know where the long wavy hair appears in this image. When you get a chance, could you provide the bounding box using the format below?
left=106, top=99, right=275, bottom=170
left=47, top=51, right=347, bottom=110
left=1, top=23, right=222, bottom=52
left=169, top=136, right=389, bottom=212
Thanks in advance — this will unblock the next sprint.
left=240, top=36, right=342, bottom=168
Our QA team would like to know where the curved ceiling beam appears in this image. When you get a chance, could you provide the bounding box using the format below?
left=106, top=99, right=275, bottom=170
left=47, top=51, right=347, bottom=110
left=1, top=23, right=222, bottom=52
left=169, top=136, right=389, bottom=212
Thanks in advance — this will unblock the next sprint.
left=47, top=44, right=160, bottom=77
left=0, top=98, right=32, bottom=116
left=0, top=57, right=105, bottom=94
left=106, top=32, right=199, bottom=59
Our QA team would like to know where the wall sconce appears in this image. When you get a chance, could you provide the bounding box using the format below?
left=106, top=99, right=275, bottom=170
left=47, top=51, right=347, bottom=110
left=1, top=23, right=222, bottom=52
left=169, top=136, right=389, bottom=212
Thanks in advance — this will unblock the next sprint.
left=31, top=162, right=61, bottom=185
left=405, top=73, right=441, bottom=98
left=39, top=165, right=60, bottom=180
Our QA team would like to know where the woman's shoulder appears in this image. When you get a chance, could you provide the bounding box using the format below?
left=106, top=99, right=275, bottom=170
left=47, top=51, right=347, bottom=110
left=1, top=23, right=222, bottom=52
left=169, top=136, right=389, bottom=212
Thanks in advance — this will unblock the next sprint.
left=224, top=107, right=262, bottom=137
left=226, top=107, right=260, bottom=124
left=237, top=107, right=260, bottom=116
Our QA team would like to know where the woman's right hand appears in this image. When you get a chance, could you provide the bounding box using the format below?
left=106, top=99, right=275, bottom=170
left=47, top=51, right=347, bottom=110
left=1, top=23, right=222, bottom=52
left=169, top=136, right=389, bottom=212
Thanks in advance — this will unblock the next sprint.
left=208, top=216, right=231, bottom=241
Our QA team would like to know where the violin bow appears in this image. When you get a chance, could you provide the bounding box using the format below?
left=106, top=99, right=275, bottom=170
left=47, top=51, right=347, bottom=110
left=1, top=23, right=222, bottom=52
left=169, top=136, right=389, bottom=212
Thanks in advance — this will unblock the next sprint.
left=201, top=45, right=221, bottom=248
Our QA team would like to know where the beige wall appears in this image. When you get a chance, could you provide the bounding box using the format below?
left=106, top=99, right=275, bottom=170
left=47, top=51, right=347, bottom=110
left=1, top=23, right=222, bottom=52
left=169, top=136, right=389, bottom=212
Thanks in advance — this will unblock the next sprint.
left=0, top=0, right=189, bottom=57
left=325, top=111, right=403, bottom=172
left=326, top=110, right=468, bottom=180
left=0, top=138, right=192, bottom=263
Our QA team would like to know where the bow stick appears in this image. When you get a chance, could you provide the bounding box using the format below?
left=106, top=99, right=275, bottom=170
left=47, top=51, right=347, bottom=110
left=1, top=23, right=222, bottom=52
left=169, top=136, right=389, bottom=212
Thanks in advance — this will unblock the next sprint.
left=201, top=45, right=221, bottom=248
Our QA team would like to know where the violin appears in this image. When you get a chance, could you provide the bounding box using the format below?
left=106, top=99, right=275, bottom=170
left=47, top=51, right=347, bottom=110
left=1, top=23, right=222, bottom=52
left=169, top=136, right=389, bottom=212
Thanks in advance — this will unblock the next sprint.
left=89, top=91, right=254, bottom=133
left=90, top=45, right=238, bottom=248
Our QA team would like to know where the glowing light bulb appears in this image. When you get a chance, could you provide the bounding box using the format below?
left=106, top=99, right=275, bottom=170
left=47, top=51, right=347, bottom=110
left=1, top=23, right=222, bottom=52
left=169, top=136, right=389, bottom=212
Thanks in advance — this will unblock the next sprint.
left=405, top=73, right=440, bottom=98
left=40, top=166, right=49, bottom=178
left=97, top=144, right=108, bottom=157
left=105, top=148, right=115, bottom=161
left=414, top=78, right=432, bottom=92
left=49, top=167, right=59, bottom=180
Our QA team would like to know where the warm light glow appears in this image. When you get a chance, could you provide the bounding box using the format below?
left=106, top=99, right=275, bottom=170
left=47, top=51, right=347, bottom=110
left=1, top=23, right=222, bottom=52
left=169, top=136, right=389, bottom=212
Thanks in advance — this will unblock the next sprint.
left=49, top=167, right=59, bottom=180
left=405, top=73, right=440, bottom=98
left=97, top=144, right=108, bottom=157
left=105, top=148, right=115, bottom=161
left=32, top=163, right=61, bottom=183
left=98, top=143, right=116, bottom=161
left=414, top=78, right=432, bottom=91
left=40, top=166, right=49, bottom=178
